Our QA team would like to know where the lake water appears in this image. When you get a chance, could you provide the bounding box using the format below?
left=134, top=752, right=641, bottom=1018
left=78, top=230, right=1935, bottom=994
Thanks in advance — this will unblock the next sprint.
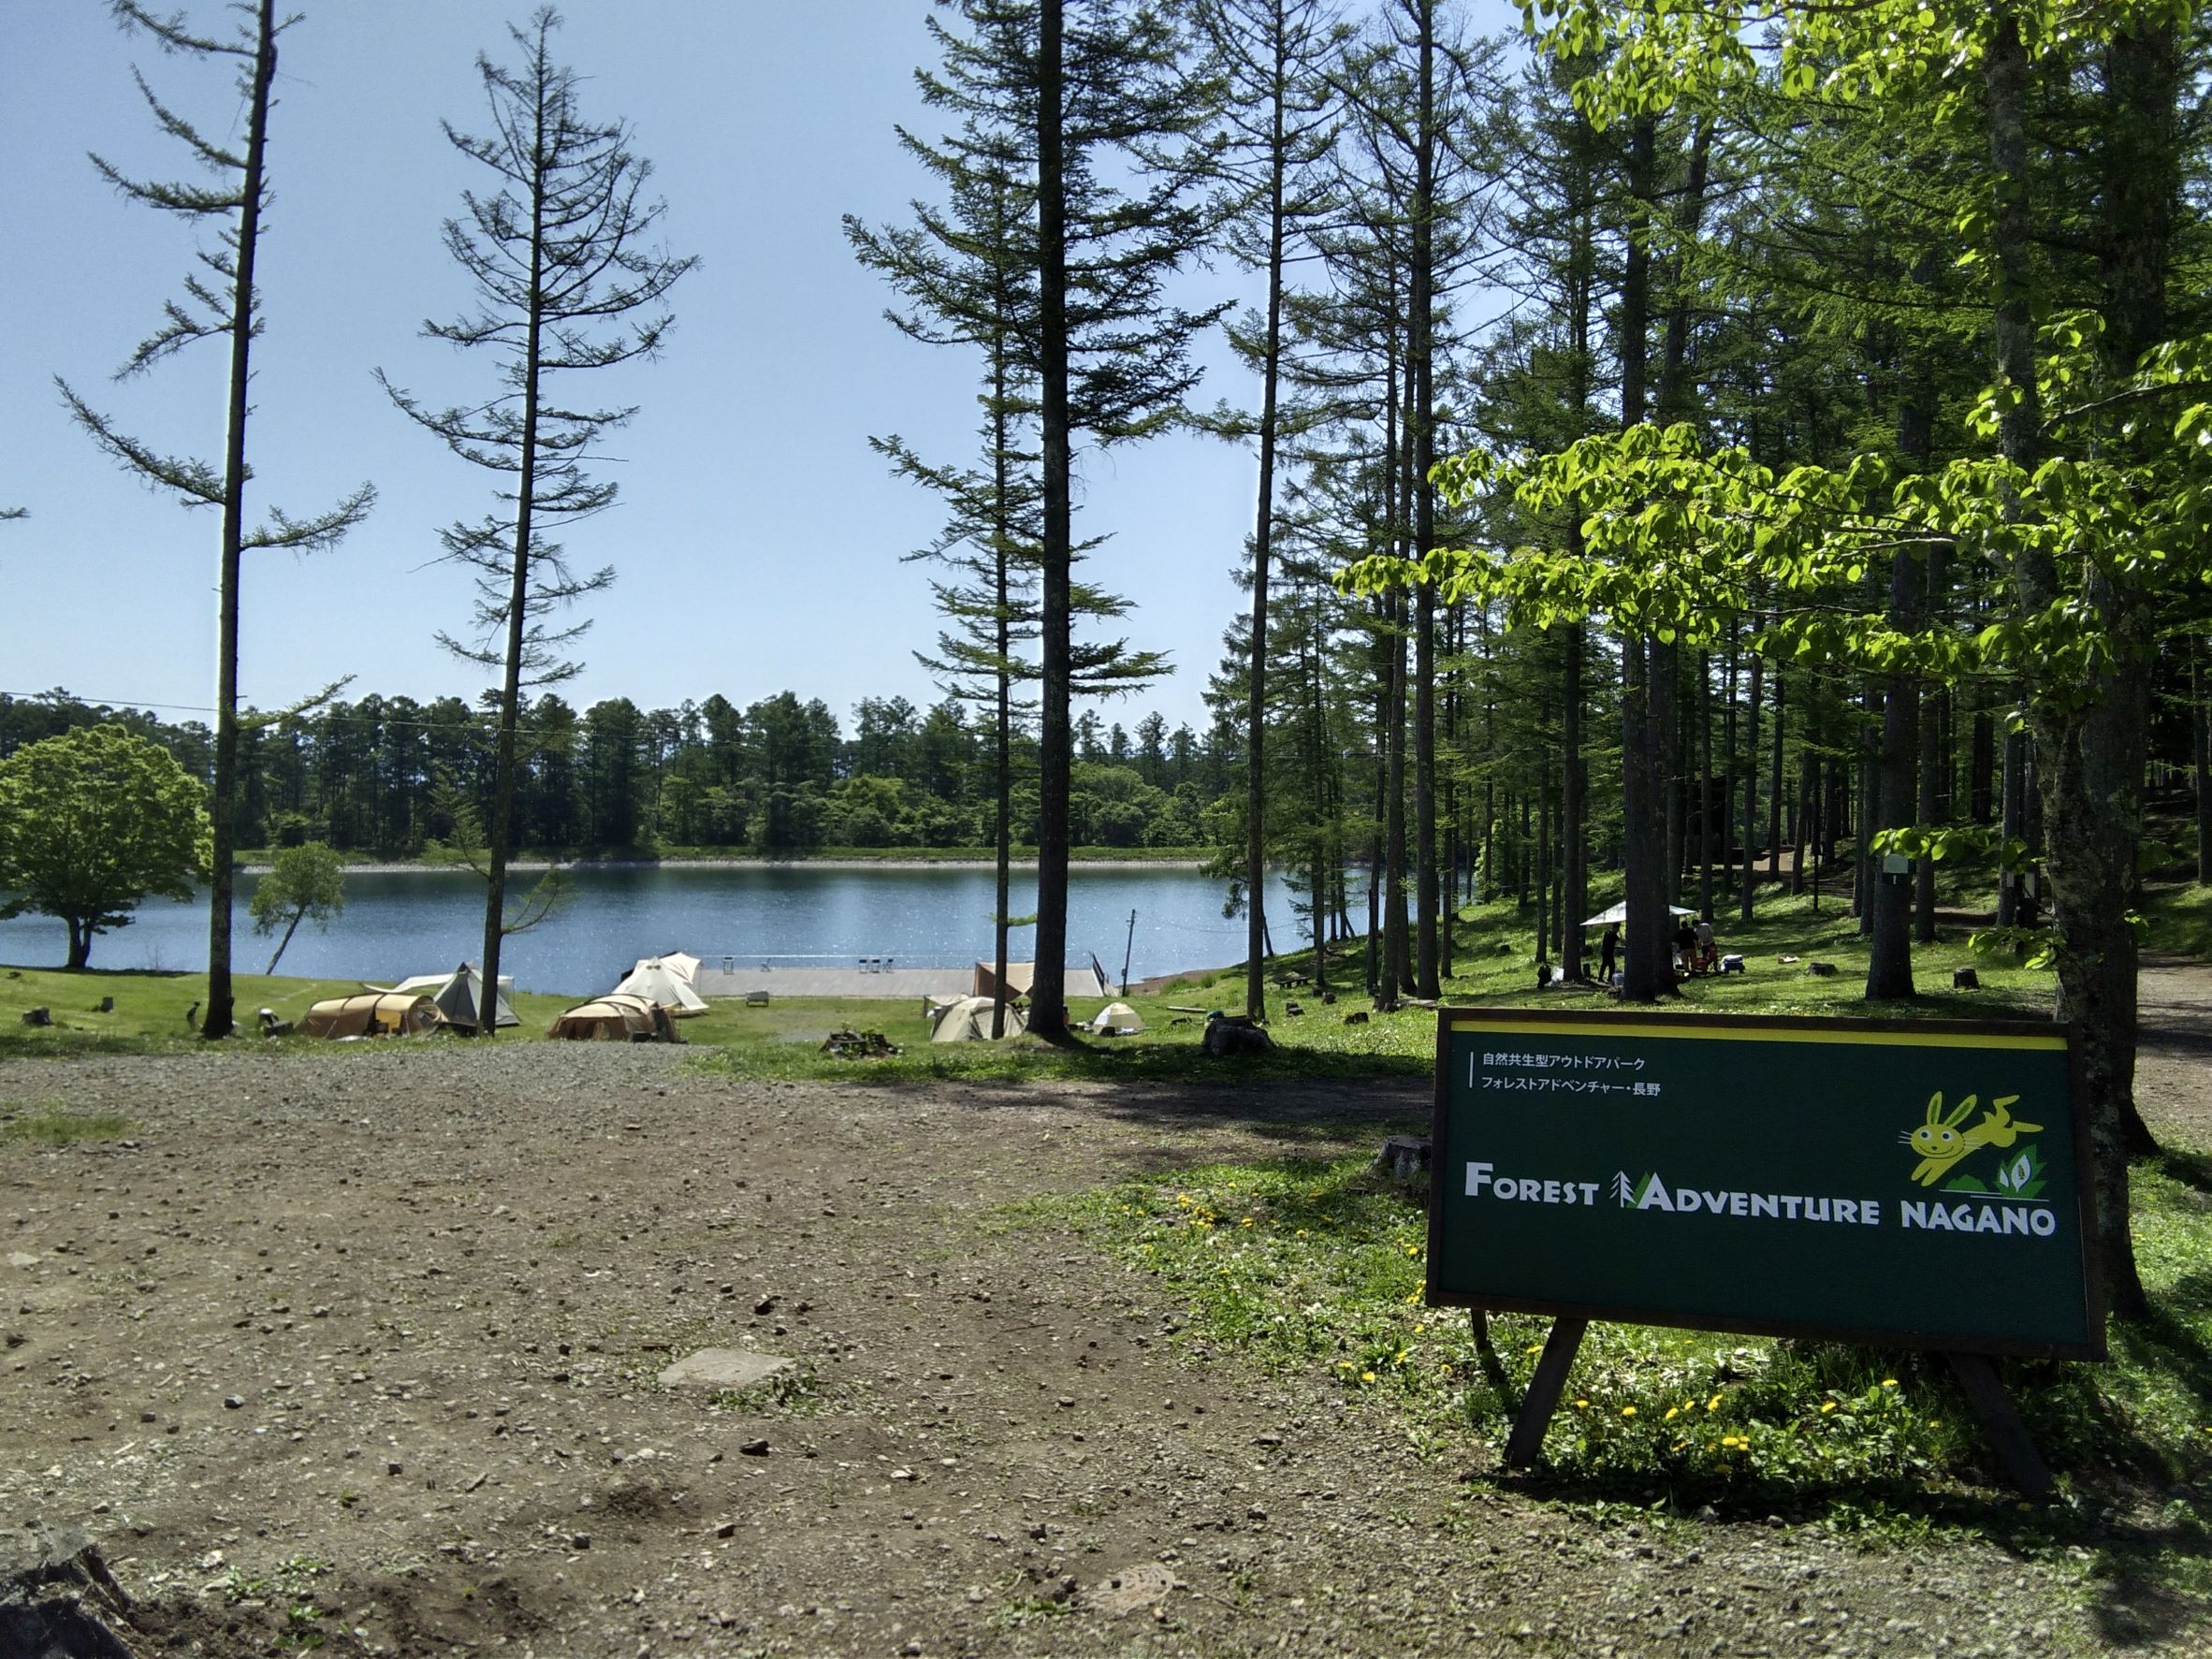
left=0, top=864, right=1311, bottom=994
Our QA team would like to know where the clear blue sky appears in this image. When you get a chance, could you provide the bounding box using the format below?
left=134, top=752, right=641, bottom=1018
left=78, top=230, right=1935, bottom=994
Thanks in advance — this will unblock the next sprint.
left=2, top=1, right=1515, bottom=737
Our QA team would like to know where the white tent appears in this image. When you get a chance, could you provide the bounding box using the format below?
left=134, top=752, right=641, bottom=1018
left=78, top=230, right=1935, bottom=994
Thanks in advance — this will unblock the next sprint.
left=929, top=995, right=1028, bottom=1043
left=1580, top=902, right=1696, bottom=927
left=1086, top=1001, right=1145, bottom=1036
left=657, top=952, right=703, bottom=985
left=367, top=964, right=517, bottom=1028
left=612, top=957, right=710, bottom=1016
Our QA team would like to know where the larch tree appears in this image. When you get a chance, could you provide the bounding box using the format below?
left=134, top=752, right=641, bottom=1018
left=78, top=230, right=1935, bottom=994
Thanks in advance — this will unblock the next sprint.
left=870, top=0, right=1222, bottom=1038
left=378, top=6, right=694, bottom=1033
left=59, top=0, right=372, bottom=1040
left=1199, top=0, right=1345, bottom=1022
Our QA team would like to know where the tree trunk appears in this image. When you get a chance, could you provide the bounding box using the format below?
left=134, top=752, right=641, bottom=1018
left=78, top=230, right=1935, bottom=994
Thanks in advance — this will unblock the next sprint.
left=1767, top=664, right=1785, bottom=880
left=1410, top=5, right=1439, bottom=1001
left=66, top=917, right=90, bottom=973
left=1563, top=621, right=1587, bottom=976
left=1698, top=652, right=1715, bottom=921
left=1914, top=549, right=1948, bottom=943
left=1242, top=21, right=1292, bottom=1025
left=477, top=51, right=552, bottom=1041
left=202, top=0, right=278, bottom=1043
left=2196, top=640, right=2210, bottom=884
left=1384, top=587, right=1410, bottom=1006
left=1030, top=0, right=1072, bottom=1040
left=264, top=907, right=305, bottom=977
left=1987, top=13, right=2147, bottom=1314
left=1739, top=643, right=1763, bottom=923
left=1618, top=116, right=1670, bottom=1000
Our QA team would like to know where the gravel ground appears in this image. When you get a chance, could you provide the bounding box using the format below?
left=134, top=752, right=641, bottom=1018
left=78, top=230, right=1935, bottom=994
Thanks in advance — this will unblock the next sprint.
left=1, top=1015, right=2203, bottom=1658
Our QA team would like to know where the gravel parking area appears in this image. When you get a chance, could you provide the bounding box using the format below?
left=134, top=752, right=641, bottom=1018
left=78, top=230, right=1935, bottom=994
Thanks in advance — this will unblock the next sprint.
left=0, top=1036, right=2194, bottom=1656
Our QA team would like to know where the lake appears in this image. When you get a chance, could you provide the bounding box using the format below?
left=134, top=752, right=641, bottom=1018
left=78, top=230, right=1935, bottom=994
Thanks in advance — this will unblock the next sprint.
left=0, top=863, right=1312, bottom=994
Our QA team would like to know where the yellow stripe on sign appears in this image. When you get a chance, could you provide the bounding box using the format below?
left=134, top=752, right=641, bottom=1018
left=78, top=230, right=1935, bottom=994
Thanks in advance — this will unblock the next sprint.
left=1448, top=1019, right=2066, bottom=1052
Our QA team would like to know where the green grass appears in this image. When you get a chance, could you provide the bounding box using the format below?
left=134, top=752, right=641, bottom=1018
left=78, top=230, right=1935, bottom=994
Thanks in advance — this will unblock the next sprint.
left=0, top=964, right=572, bottom=1058
left=0, top=1103, right=131, bottom=1144
left=1022, top=1134, right=2211, bottom=1621
left=3, top=886, right=2062, bottom=1067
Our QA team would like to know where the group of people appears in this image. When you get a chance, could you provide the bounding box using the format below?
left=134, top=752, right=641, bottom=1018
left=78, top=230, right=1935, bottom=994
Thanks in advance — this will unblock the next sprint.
left=1595, top=914, right=1720, bottom=982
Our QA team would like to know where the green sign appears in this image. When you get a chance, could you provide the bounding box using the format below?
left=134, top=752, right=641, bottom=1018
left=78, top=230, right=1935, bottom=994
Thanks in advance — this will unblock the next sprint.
left=1427, top=1011, right=2103, bottom=1358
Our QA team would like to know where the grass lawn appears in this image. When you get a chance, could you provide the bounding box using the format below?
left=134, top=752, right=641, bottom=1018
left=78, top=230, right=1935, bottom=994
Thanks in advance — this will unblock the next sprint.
left=3, top=884, right=2061, bottom=1068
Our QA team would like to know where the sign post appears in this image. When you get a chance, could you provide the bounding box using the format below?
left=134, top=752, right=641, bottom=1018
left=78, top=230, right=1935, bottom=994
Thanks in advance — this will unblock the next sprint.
left=1429, top=1010, right=2102, bottom=1496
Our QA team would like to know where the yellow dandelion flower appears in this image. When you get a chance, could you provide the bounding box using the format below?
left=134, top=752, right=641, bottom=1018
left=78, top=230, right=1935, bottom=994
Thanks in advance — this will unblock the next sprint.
left=1394, top=1348, right=1412, bottom=1365
left=1361, top=1371, right=1377, bottom=1384
left=1707, top=1393, right=1723, bottom=1411
left=1240, top=1216, right=1255, bottom=1228
left=1820, top=1401, right=1840, bottom=1414
left=1295, top=1229, right=1308, bottom=1239
left=1573, top=1398, right=1589, bottom=1410
left=1881, top=1378, right=1899, bottom=1389
left=1621, top=1405, right=1637, bottom=1418
left=1526, top=1345, right=1544, bottom=1356
left=1664, top=1407, right=1679, bottom=1422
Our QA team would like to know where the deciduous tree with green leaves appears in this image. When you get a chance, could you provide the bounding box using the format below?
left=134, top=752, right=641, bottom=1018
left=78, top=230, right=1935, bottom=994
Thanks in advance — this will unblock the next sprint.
left=0, top=725, right=211, bottom=971
left=248, top=841, right=346, bottom=974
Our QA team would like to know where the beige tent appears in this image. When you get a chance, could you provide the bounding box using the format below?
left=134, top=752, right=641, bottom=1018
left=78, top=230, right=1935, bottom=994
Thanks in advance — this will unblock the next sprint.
left=298, top=993, right=444, bottom=1040
left=368, top=963, right=517, bottom=1028
left=929, top=995, right=1028, bottom=1043
left=611, top=956, right=709, bottom=1016
left=972, top=960, right=1111, bottom=999
left=1085, top=1000, right=1145, bottom=1036
left=548, top=993, right=681, bottom=1042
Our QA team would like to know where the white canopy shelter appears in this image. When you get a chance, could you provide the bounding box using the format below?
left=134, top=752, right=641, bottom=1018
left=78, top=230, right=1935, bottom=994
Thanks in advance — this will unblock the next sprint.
left=366, top=963, right=517, bottom=1028
left=1580, top=902, right=1696, bottom=927
left=612, top=957, right=710, bottom=1016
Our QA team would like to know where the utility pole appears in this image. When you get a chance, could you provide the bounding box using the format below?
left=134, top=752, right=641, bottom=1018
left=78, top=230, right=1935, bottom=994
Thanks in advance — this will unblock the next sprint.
left=1121, top=909, right=1137, bottom=997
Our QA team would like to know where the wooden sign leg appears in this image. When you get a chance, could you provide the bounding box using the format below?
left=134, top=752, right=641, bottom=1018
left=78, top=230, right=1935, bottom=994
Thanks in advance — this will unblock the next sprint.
left=1943, top=1352, right=2053, bottom=1501
left=1505, top=1317, right=1588, bottom=1469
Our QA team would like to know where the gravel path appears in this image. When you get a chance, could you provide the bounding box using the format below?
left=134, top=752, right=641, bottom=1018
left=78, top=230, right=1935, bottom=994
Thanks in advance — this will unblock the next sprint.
left=1, top=1021, right=2203, bottom=1656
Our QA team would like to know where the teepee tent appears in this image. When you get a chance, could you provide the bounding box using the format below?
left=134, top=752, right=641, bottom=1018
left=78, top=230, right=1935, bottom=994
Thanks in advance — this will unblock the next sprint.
left=370, top=964, right=518, bottom=1029
left=611, top=957, right=709, bottom=1016
left=929, top=995, right=1028, bottom=1043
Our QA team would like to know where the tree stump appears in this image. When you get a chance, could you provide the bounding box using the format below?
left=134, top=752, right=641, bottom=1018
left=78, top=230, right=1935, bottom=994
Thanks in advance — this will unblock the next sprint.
left=1376, top=1134, right=1432, bottom=1186
left=20, top=1007, right=51, bottom=1027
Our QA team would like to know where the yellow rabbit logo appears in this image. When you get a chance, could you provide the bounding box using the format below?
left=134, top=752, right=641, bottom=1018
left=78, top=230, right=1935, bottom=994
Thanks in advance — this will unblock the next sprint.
left=1903, top=1092, right=2042, bottom=1186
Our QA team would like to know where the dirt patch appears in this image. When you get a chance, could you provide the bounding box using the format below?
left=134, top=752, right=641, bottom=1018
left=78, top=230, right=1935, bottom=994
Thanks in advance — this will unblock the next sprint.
left=0, top=1037, right=2200, bottom=1656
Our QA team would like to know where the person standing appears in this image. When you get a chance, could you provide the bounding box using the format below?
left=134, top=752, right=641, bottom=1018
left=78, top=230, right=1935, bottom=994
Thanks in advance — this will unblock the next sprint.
left=1599, top=923, right=1620, bottom=982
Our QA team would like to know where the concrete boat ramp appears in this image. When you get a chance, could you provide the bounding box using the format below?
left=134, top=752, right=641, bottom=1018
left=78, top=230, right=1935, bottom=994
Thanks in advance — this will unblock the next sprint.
left=691, top=962, right=1112, bottom=1001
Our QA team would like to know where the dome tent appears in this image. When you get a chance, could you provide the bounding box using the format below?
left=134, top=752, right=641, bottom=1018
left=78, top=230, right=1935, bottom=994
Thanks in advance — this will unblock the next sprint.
left=928, top=995, right=1027, bottom=1043
left=298, top=993, right=444, bottom=1040
left=549, top=993, right=681, bottom=1042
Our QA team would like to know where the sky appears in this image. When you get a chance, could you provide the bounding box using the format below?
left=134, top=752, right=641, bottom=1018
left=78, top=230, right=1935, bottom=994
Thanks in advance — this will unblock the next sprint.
left=1, top=1, right=1517, bottom=738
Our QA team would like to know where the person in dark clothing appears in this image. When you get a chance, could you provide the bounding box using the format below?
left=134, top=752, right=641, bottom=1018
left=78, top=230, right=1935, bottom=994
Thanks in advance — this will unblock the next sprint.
left=1599, top=923, right=1620, bottom=982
